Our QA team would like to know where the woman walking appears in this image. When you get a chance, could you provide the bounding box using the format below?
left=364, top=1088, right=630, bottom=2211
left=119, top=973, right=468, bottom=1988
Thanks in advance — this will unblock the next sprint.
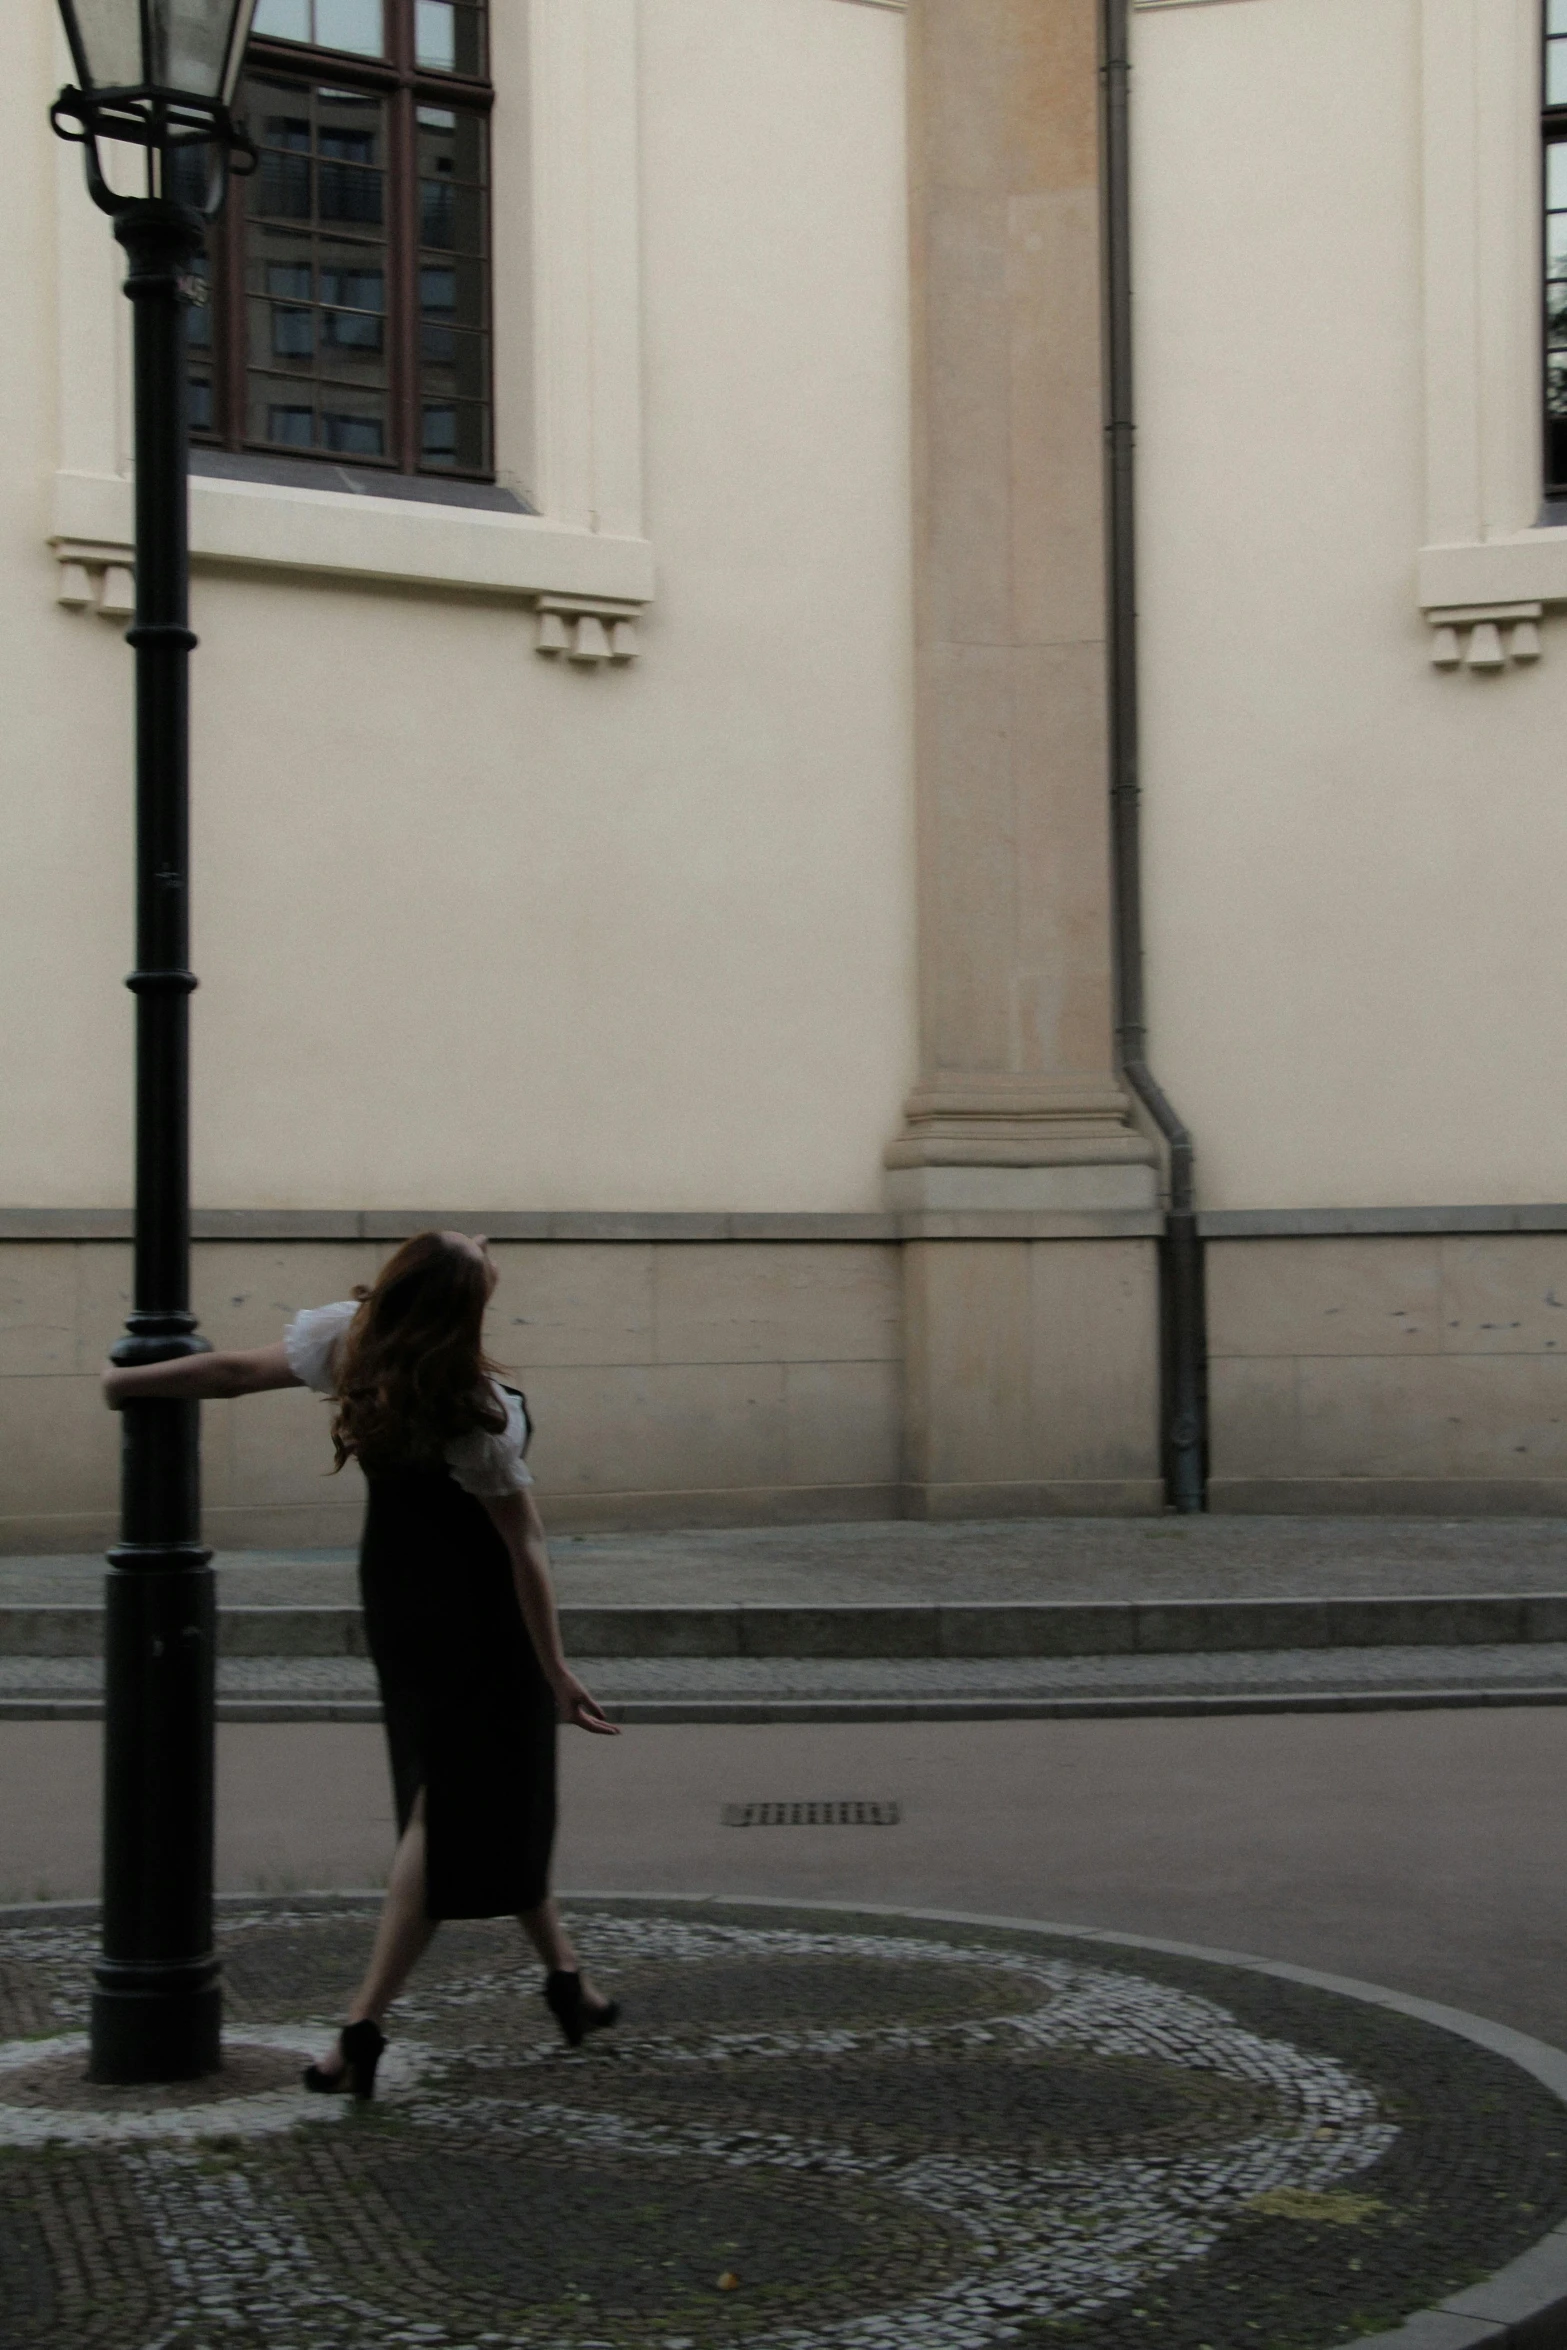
left=103, top=1229, right=621, bottom=2097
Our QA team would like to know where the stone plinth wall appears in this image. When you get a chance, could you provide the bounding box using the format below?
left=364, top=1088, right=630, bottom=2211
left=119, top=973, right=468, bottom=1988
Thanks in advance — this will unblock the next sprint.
left=14, top=1219, right=1567, bottom=1543
left=1207, top=1228, right=1567, bottom=1513
left=0, top=1224, right=1163, bottom=1549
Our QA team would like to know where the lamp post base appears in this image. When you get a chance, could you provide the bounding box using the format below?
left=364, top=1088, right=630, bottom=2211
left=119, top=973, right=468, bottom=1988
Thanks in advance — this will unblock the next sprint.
left=88, top=1517, right=220, bottom=2085
left=89, top=1962, right=222, bottom=2085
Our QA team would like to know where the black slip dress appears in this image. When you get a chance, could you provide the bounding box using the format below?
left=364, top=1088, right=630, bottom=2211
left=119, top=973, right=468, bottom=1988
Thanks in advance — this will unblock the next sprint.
left=357, top=1389, right=557, bottom=1921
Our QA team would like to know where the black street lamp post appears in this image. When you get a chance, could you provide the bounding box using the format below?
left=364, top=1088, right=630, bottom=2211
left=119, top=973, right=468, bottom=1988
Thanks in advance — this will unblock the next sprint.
left=50, top=0, right=258, bottom=2085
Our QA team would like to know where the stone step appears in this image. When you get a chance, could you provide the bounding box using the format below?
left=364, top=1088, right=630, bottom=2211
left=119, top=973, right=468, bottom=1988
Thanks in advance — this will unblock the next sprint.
left=6, top=1591, right=1567, bottom=1659
left=7, top=1641, right=1567, bottom=1722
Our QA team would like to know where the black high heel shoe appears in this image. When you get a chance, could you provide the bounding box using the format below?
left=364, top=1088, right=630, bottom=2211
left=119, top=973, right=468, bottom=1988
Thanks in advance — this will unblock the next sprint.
left=543, top=1970, right=620, bottom=2050
left=302, top=2017, right=386, bottom=2101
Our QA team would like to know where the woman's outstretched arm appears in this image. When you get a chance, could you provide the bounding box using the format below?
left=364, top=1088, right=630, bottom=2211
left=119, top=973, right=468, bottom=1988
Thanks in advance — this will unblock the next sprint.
left=102, top=1342, right=303, bottom=1409
left=482, top=1487, right=621, bottom=1737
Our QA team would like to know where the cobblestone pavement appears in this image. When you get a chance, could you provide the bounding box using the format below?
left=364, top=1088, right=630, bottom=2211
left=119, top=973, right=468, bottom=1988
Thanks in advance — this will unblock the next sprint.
left=1, top=1897, right=1564, bottom=2349
left=6, top=1516, right=1567, bottom=1608
left=7, top=1643, right=1567, bottom=1716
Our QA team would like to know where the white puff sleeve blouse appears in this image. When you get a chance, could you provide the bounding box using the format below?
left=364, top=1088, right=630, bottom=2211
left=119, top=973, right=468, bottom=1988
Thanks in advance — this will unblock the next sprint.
left=283, top=1300, right=533, bottom=1497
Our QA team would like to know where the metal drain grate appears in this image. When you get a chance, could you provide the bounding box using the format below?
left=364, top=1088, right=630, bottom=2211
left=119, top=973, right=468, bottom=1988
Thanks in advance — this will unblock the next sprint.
left=721, top=1799, right=902, bottom=1828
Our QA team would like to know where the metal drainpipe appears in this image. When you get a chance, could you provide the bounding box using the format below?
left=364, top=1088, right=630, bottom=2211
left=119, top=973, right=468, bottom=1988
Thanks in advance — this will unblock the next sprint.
left=1101, top=0, right=1207, bottom=1511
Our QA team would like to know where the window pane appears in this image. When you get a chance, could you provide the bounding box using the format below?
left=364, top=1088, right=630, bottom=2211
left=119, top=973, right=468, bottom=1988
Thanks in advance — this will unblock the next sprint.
left=1550, top=37, right=1567, bottom=108
left=1551, top=421, right=1567, bottom=496
left=426, top=255, right=485, bottom=329
left=1550, top=140, right=1567, bottom=214
left=419, top=121, right=485, bottom=254
left=250, top=381, right=389, bottom=457
left=266, top=259, right=313, bottom=301
left=1552, top=0, right=1567, bottom=35
left=251, top=0, right=310, bottom=38
left=214, top=51, right=492, bottom=479
left=421, top=179, right=481, bottom=249
left=416, top=0, right=455, bottom=71
left=313, top=0, right=385, bottom=56
left=318, top=92, right=385, bottom=225
left=256, top=96, right=313, bottom=217
left=419, top=323, right=487, bottom=398
left=257, top=382, right=317, bottom=443
left=417, top=107, right=487, bottom=185
left=324, top=309, right=384, bottom=353
left=421, top=399, right=488, bottom=470
left=272, top=305, right=314, bottom=357
left=240, top=75, right=392, bottom=462
left=320, top=259, right=386, bottom=357
left=323, top=402, right=386, bottom=455
left=253, top=0, right=386, bottom=54
left=417, top=104, right=488, bottom=467
left=415, top=0, right=484, bottom=76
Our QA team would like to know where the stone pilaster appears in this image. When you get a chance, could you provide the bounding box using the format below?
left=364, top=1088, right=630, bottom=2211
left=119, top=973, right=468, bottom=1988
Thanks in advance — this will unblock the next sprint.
left=888, top=0, right=1155, bottom=1213
left=892, top=0, right=1163, bottom=1516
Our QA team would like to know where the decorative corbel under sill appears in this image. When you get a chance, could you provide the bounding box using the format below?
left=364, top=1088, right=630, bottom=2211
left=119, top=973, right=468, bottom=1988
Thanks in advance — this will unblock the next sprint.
left=52, top=538, right=647, bottom=665
left=533, top=594, right=642, bottom=666
left=1425, top=600, right=1543, bottom=672
left=51, top=538, right=136, bottom=619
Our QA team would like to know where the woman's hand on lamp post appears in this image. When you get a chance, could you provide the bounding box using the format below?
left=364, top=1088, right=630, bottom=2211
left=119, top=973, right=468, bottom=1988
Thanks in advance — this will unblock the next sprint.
left=101, top=1343, right=302, bottom=1411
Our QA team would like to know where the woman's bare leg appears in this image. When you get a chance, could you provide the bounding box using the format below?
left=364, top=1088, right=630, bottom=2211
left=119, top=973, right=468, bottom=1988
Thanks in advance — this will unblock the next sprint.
left=519, top=1896, right=612, bottom=2015
left=315, top=1793, right=437, bottom=2072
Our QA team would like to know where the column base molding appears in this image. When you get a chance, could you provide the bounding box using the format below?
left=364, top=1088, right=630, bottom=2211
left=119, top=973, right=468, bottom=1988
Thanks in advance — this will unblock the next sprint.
left=886, top=1164, right=1159, bottom=1212
left=885, top=1071, right=1159, bottom=1210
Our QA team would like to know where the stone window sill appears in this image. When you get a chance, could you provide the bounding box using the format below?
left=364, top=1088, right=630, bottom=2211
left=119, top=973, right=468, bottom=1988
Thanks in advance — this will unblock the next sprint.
left=1419, top=528, right=1567, bottom=614
left=52, top=467, right=655, bottom=612
left=1417, top=531, right=1567, bottom=673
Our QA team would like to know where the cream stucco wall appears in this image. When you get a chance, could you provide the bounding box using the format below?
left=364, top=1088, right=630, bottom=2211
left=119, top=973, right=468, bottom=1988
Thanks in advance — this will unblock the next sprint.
left=1135, top=0, right=1567, bottom=1212
left=2, top=0, right=916, bottom=1215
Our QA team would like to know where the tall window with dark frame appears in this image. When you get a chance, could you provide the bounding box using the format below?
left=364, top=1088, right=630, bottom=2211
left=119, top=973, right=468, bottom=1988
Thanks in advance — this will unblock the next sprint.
left=1547, top=0, right=1567, bottom=498
left=184, top=0, right=492, bottom=479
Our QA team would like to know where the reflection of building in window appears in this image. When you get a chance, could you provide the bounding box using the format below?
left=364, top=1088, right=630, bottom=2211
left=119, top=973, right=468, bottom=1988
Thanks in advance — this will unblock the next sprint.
left=186, top=0, right=491, bottom=480
left=1546, top=0, right=1567, bottom=498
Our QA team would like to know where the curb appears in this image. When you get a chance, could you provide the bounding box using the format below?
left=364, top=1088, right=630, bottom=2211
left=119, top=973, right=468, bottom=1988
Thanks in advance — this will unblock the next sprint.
left=6, top=1685, right=1567, bottom=1724
left=7, top=1591, right=1567, bottom=1660
left=2, top=1885, right=1564, bottom=2346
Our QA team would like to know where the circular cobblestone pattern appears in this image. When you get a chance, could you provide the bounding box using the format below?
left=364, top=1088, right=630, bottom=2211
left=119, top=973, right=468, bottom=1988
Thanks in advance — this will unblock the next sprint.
left=0, top=1896, right=1564, bottom=2349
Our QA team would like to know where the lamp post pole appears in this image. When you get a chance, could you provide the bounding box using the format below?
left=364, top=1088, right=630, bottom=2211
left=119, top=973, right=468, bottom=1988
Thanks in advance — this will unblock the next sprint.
left=91, top=193, right=220, bottom=2086
left=48, top=0, right=258, bottom=2086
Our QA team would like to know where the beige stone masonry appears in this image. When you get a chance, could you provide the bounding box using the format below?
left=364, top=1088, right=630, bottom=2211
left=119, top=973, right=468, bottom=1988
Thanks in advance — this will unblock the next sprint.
left=885, top=0, right=1162, bottom=1514
left=889, top=0, right=1155, bottom=1215
left=0, top=1238, right=906, bottom=1550
left=902, top=1236, right=1163, bottom=1516
left=1208, top=1233, right=1567, bottom=1514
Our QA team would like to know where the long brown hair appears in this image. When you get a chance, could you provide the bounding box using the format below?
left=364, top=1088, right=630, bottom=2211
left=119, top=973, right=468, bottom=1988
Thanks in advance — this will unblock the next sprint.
left=330, top=1231, right=508, bottom=1474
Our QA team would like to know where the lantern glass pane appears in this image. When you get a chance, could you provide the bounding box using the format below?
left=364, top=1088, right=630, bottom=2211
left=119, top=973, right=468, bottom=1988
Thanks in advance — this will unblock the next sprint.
left=65, top=0, right=144, bottom=90
left=154, top=0, right=243, bottom=99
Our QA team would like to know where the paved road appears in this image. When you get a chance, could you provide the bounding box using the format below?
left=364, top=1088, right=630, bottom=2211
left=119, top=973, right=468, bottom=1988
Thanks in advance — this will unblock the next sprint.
left=8, top=1704, right=1567, bottom=2054
left=7, top=1514, right=1567, bottom=1606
